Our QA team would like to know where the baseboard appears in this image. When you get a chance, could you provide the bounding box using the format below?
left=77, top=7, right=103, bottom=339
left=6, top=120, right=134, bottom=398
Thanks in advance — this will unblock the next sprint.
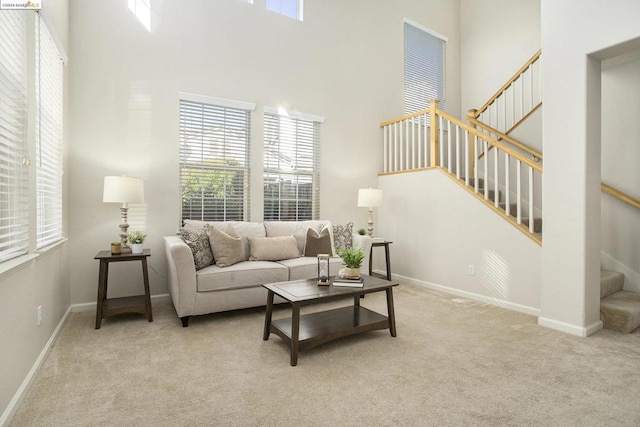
left=0, top=305, right=72, bottom=427
left=71, top=293, right=171, bottom=312
left=538, top=316, right=603, bottom=337
left=600, top=251, right=640, bottom=293
left=390, top=272, right=541, bottom=317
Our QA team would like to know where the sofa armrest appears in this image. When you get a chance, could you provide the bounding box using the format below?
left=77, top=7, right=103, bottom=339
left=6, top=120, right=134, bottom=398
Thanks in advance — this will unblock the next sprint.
left=164, top=235, right=197, bottom=318
left=352, top=234, right=373, bottom=275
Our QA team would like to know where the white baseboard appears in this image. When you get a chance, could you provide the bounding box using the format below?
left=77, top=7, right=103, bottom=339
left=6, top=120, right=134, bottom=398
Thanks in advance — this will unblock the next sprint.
left=70, top=293, right=171, bottom=312
left=390, top=272, right=541, bottom=317
left=600, top=251, right=640, bottom=293
left=0, top=306, right=72, bottom=427
left=538, top=316, right=603, bottom=337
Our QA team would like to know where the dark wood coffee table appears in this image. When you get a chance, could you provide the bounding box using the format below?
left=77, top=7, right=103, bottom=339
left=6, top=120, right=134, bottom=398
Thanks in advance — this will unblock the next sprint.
left=263, top=275, right=398, bottom=366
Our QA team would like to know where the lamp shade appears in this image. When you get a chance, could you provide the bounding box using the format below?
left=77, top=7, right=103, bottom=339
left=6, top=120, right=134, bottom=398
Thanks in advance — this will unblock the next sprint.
left=103, top=176, right=145, bottom=203
left=357, top=188, right=383, bottom=208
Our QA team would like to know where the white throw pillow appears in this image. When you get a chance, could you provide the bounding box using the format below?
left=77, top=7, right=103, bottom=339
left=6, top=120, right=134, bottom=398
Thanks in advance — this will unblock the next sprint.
left=208, top=224, right=245, bottom=268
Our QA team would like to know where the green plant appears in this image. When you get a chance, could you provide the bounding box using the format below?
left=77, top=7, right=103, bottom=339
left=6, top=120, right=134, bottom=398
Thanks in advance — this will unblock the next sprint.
left=338, top=247, right=364, bottom=269
left=357, top=228, right=366, bottom=236
left=128, top=231, right=147, bottom=244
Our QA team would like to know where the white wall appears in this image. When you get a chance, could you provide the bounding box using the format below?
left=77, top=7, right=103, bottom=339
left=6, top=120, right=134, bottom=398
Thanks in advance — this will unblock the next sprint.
left=540, top=0, right=640, bottom=336
left=377, top=169, right=541, bottom=313
left=67, top=0, right=461, bottom=304
left=601, top=53, right=640, bottom=291
left=0, top=1, right=70, bottom=423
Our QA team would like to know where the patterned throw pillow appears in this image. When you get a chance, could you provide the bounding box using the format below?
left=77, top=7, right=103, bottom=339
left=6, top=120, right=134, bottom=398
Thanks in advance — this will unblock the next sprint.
left=181, top=226, right=214, bottom=270
left=332, top=222, right=353, bottom=252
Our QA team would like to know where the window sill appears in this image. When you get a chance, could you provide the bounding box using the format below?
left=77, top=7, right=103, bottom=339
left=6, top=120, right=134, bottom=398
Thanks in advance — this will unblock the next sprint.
left=0, top=238, right=68, bottom=280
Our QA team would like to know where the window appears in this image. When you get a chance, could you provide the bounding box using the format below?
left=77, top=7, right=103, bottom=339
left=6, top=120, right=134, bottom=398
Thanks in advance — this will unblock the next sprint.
left=404, top=19, right=447, bottom=116
left=36, top=15, right=64, bottom=249
left=266, top=0, right=303, bottom=21
left=263, top=108, right=322, bottom=221
left=179, top=94, right=254, bottom=224
left=0, top=11, right=29, bottom=262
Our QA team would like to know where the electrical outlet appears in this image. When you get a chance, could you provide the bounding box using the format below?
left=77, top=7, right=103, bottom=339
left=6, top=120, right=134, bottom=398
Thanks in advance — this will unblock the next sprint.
left=37, top=305, right=42, bottom=326
left=468, top=265, right=475, bottom=276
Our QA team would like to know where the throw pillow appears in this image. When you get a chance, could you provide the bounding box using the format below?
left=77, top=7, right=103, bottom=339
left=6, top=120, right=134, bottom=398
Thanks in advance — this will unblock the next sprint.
left=304, top=227, right=332, bottom=257
left=249, top=236, right=299, bottom=261
left=332, top=222, right=354, bottom=252
left=208, top=224, right=245, bottom=268
left=181, top=227, right=214, bottom=270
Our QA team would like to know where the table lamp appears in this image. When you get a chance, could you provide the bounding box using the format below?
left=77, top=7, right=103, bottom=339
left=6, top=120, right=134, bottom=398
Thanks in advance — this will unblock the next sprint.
left=103, top=175, right=144, bottom=253
left=357, top=188, right=383, bottom=237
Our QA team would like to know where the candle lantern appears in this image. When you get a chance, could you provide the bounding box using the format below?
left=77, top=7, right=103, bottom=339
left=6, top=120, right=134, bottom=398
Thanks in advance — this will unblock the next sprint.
left=317, top=254, right=330, bottom=285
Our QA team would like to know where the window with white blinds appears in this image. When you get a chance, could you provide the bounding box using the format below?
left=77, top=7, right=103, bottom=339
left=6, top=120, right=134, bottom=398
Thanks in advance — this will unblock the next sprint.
left=179, top=96, right=253, bottom=223
left=263, top=109, right=322, bottom=221
left=36, top=15, right=64, bottom=249
left=404, top=20, right=447, bottom=117
left=0, top=11, right=29, bottom=262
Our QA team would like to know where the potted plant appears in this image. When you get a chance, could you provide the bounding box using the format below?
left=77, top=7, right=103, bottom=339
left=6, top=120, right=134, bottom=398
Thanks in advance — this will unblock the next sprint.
left=338, top=247, right=364, bottom=278
left=357, top=228, right=366, bottom=236
left=127, top=231, right=147, bottom=254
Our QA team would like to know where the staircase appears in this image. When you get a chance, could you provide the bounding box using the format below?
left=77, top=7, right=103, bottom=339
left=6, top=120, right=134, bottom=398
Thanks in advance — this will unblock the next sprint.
left=600, top=270, right=640, bottom=333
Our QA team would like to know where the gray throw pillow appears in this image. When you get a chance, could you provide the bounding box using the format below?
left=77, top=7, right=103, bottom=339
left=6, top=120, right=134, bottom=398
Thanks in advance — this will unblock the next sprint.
left=181, top=227, right=214, bottom=270
left=208, top=224, right=246, bottom=268
left=332, top=222, right=353, bottom=252
left=304, top=227, right=332, bottom=257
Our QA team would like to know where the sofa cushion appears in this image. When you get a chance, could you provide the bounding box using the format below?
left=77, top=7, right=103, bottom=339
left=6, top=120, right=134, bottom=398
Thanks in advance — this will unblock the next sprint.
left=332, top=222, right=353, bottom=251
left=184, top=220, right=265, bottom=260
left=304, top=227, right=332, bottom=256
left=181, top=227, right=214, bottom=270
left=208, top=224, right=245, bottom=268
left=277, top=256, right=344, bottom=281
left=196, top=260, right=289, bottom=292
left=249, top=236, right=300, bottom=261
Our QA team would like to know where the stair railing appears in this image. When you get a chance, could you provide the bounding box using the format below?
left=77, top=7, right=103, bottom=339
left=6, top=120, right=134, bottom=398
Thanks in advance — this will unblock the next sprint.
left=469, top=50, right=542, bottom=137
left=601, top=183, right=640, bottom=210
left=380, top=100, right=543, bottom=244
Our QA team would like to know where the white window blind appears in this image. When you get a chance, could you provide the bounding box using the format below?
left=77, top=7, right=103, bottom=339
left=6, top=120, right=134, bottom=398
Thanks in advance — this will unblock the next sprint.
left=36, top=15, right=64, bottom=249
left=404, top=20, right=446, bottom=116
left=0, top=11, right=29, bottom=262
left=179, top=98, right=252, bottom=223
left=266, top=0, right=303, bottom=21
left=263, top=109, right=321, bottom=221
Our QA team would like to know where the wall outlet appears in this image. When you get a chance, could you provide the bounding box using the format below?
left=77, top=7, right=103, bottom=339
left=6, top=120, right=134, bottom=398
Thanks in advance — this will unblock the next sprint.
left=468, top=265, right=475, bottom=276
left=37, top=305, right=42, bottom=326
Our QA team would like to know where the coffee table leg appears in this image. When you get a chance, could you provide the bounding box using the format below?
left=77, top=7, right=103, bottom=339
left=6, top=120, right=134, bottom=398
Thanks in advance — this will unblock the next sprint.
left=386, top=287, right=397, bottom=337
left=291, top=303, right=300, bottom=366
left=263, top=290, right=274, bottom=340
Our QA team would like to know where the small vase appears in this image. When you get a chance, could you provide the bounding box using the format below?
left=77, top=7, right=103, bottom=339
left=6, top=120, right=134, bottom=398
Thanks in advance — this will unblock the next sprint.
left=344, top=267, right=361, bottom=279
left=131, top=243, right=144, bottom=254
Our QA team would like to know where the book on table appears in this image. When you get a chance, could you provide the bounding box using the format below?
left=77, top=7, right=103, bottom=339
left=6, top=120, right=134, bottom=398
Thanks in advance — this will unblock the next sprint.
left=332, top=276, right=364, bottom=287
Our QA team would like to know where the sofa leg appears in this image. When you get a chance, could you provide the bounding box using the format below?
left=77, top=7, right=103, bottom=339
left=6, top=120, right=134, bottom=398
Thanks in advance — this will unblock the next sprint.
left=180, top=316, right=190, bottom=327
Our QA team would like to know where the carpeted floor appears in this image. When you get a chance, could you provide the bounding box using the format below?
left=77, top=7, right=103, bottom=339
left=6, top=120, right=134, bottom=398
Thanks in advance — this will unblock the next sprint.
left=10, top=284, right=640, bottom=426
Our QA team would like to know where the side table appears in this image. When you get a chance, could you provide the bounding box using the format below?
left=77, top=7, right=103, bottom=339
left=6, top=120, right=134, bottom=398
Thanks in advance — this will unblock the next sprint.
left=94, top=249, right=153, bottom=329
left=369, top=241, right=393, bottom=281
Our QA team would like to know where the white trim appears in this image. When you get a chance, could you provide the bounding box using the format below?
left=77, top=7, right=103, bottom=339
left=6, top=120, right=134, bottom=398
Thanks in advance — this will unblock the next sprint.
left=264, top=106, right=325, bottom=123
left=538, top=316, right=603, bottom=337
left=390, top=272, right=540, bottom=317
left=178, top=92, right=256, bottom=111
left=0, top=305, right=71, bottom=427
left=403, top=18, right=448, bottom=42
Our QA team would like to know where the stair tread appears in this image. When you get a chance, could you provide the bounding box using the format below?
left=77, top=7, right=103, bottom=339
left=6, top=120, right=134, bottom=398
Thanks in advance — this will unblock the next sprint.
left=600, top=290, right=640, bottom=334
left=600, top=270, right=625, bottom=299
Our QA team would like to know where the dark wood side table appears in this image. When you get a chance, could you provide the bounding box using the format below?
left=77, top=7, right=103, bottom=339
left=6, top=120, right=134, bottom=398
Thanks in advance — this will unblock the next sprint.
left=94, top=249, right=153, bottom=329
left=369, top=241, right=393, bottom=281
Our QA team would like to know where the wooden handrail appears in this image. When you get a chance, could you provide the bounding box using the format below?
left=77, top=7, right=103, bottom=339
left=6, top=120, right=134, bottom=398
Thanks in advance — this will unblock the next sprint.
left=467, top=116, right=543, bottom=160
left=602, top=183, right=640, bottom=210
left=472, top=49, right=542, bottom=119
left=380, top=106, right=431, bottom=128
left=505, top=102, right=543, bottom=136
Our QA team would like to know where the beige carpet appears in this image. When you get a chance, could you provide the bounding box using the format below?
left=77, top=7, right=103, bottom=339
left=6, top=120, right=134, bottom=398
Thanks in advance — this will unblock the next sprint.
left=10, top=284, right=640, bottom=426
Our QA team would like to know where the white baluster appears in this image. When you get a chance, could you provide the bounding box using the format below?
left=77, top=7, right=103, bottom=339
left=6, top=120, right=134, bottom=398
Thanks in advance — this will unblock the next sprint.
left=394, top=122, right=399, bottom=172
left=439, top=116, right=444, bottom=167
left=516, top=160, right=522, bottom=225
left=505, top=153, right=510, bottom=216
left=447, top=120, right=452, bottom=173
left=464, top=131, right=469, bottom=186
left=411, top=118, right=416, bottom=169
left=529, top=168, right=534, bottom=233
left=383, top=126, right=388, bottom=173
left=455, top=125, right=460, bottom=179
left=417, top=117, right=422, bottom=168
left=483, top=140, right=488, bottom=200
left=494, top=147, right=499, bottom=207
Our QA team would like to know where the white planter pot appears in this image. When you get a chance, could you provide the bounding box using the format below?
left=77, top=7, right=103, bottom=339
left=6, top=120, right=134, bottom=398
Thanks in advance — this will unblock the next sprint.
left=131, top=243, right=144, bottom=254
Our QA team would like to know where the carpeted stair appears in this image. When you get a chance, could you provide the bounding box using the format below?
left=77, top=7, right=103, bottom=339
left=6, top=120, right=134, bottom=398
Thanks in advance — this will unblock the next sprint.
left=600, top=270, right=640, bottom=333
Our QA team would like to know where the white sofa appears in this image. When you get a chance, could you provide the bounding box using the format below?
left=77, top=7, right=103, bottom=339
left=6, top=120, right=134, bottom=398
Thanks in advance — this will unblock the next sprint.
left=164, top=220, right=372, bottom=326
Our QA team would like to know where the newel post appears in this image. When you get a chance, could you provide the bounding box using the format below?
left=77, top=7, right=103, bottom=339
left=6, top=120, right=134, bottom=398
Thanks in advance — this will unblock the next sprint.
left=467, top=109, right=478, bottom=178
left=429, top=100, right=439, bottom=167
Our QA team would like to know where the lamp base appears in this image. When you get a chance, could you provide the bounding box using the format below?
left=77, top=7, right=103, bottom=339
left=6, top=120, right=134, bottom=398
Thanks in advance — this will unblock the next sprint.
left=367, top=208, right=374, bottom=237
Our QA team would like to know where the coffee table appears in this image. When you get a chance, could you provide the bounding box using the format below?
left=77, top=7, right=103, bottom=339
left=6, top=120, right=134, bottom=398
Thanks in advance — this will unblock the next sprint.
left=262, top=275, right=398, bottom=366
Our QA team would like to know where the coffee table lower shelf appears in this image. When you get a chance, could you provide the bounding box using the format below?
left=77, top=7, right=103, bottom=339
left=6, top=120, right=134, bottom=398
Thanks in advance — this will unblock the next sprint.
left=270, top=305, right=389, bottom=353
